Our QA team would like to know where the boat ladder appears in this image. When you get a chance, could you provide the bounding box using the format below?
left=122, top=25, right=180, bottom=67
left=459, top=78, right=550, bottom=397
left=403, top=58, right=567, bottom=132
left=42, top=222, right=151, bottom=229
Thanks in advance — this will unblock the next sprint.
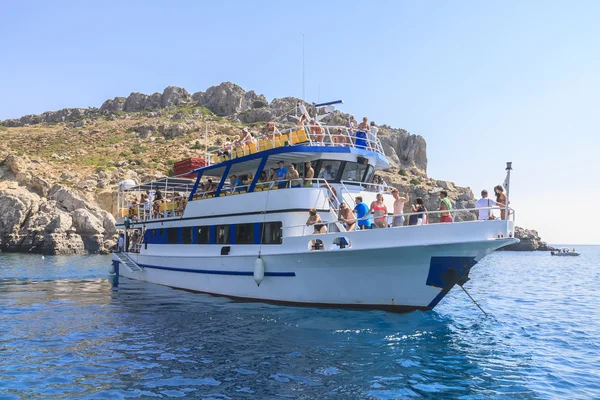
left=115, top=252, right=143, bottom=273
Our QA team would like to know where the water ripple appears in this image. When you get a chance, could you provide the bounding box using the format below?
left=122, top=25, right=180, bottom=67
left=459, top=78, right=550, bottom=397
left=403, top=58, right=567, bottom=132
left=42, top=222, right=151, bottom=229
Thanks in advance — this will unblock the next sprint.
left=0, top=250, right=599, bottom=399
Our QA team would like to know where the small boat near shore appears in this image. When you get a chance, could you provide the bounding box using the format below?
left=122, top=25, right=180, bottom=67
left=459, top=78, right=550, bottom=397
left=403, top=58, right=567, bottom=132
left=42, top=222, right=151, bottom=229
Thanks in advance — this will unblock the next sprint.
left=551, top=249, right=580, bottom=256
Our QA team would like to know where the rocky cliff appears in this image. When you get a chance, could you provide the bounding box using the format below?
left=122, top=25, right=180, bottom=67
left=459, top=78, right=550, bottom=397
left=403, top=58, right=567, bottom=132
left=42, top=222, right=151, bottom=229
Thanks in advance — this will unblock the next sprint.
left=0, top=81, right=546, bottom=253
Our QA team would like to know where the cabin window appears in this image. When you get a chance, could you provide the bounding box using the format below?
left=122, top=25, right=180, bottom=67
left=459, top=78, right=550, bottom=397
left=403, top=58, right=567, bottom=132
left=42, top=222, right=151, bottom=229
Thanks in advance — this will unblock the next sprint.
left=363, top=166, right=374, bottom=185
left=196, top=226, right=210, bottom=244
left=215, top=225, right=230, bottom=244
left=236, top=223, right=254, bottom=244
left=317, top=160, right=342, bottom=182
left=167, top=228, right=179, bottom=244
left=261, top=222, right=282, bottom=244
left=341, top=161, right=370, bottom=183
left=181, top=227, right=193, bottom=244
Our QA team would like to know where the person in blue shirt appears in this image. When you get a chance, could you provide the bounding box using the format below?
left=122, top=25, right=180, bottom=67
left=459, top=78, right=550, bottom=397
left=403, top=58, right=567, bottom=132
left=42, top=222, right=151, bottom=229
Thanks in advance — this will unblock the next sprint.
left=353, top=196, right=371, bottom=230
left=276, top=161, right=288, bottom=189
left=230, top=175, right=242, bottom=193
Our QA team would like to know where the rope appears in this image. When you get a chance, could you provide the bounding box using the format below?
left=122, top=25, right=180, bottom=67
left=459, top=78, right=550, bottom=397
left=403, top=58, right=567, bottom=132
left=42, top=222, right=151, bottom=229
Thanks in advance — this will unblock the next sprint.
left=459, top=284, right=489, bottom=317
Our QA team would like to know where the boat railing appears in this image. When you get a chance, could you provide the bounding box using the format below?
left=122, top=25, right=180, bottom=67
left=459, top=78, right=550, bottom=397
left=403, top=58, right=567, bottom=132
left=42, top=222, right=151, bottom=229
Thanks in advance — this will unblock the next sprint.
left=208, top=124, right=384, bottom=165
left=288, top=206, right=516, bottom=237
left=340, top=180, right=393, bottom=194
left=118, top=193, right=190, bottom=223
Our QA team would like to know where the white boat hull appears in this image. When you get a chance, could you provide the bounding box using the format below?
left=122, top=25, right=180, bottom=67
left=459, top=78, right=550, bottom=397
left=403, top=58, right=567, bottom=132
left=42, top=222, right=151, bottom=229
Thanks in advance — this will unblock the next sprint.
left=112, top=232, right=517, bottom=312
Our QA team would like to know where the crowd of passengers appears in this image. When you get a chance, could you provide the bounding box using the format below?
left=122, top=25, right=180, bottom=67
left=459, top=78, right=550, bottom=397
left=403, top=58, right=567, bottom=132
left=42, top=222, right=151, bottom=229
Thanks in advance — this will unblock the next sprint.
left=217, top=115, right=380, bottom=159
left=308, top=184, right=509, bottom=238
left=126, top=189, right=187, bottom=221
left=194, top=161, right=388, bottom=197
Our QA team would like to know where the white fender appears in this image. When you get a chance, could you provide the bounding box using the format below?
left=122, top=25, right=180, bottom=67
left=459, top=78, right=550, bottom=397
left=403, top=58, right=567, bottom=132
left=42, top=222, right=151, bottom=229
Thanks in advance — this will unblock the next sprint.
left=108, top=264, right=115, bottom=274
left=253, top=258, right=265, bottom=286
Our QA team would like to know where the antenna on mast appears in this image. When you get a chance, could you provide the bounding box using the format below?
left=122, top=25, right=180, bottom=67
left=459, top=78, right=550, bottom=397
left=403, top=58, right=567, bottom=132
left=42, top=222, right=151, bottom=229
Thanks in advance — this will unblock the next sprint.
left=302, top=34, right=305, bottom=101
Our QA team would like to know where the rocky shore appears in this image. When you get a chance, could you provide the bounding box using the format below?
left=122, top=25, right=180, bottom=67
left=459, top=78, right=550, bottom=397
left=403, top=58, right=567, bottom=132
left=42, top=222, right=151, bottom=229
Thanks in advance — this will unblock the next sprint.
left=504, top=227, right=555, bottom=251
left=0, top=81, right=550, bottom=254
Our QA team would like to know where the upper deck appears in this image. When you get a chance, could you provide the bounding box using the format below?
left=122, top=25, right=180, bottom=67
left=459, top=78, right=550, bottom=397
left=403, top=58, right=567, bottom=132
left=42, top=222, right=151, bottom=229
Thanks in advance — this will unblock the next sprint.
left=203, top=124, right=389, bottom=170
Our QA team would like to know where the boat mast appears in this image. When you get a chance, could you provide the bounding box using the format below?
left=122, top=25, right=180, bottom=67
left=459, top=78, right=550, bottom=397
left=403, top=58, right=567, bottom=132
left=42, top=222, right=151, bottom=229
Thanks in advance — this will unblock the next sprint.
left=302, top=33, right=305, bottom=101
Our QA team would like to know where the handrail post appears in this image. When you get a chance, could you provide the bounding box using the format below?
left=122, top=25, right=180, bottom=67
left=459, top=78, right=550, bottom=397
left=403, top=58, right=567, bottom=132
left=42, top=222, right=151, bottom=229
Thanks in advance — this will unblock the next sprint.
left=505, top=162, right=512, bottom=236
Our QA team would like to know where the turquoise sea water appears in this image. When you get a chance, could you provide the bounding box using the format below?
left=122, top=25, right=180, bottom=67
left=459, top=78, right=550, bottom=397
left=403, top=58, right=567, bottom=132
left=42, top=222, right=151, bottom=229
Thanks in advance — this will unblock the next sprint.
left=1, top=248, right=599, bottom=399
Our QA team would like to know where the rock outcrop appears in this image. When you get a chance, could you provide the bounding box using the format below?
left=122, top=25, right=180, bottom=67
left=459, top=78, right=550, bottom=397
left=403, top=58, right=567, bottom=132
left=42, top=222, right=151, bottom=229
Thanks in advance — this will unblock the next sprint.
left=503, top=227, right=554, bottom=251
left=0, top=159, right=117, bottom=255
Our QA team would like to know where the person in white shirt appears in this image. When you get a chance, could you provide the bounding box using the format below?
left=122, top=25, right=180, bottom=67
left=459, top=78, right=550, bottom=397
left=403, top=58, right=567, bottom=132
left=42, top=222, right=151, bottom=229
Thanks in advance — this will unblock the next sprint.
left=475, top=190, right=496, bottom=220
left=368, top=121, right=379, bottom=149
left=117, top=233, right=124, bottom=252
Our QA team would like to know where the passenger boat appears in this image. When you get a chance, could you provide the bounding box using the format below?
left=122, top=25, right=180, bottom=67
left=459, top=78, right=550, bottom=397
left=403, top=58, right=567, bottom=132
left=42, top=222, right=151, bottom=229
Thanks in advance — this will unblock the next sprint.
left=110, top=104, right=518, bottom=312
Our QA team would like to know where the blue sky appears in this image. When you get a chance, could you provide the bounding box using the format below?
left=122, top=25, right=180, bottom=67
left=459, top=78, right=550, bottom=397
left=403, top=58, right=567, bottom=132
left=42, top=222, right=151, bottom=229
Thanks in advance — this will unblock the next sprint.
left=1, top=1, right=598, bottom=244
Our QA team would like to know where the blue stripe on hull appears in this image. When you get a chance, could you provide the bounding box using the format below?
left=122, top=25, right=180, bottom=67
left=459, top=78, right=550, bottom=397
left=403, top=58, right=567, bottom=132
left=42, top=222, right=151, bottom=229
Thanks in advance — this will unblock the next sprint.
left=121, top=262, right=296, bottom=277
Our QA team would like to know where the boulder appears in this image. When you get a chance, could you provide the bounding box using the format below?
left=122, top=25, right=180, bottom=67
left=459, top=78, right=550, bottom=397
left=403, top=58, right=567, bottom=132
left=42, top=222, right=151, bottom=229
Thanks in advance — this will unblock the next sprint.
left=45, top=212, right=73, bottom=233
left=197, top=82, right=268, bottom=116
left=82, top=234, right=104, bottom=253
left=42, top=232, right=86, bottom=255
left=145, top=93, right=162, bottom=110
left=0, top=190, right=39, bottom=236
left=100, top=97, right=126, bottom=112
left=124, top=92, right=149, bottom=112
left=159, top=123, right=190, bottom=139
left=72, top=208, right=105, bottom=235
left=378, top=127, right=428, bottom=172
left=48, top=184, right=89, bottom=212
left=161, top=86, right=192, bottom=108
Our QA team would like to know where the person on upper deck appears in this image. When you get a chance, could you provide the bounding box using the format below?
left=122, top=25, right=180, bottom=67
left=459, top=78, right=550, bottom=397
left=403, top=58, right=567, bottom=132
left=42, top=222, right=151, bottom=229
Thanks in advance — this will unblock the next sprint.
left=368, top=121, right=379, bottom=149
left=265, top=122, right=280, bottom=141
left=439, top=191, right=453, bottom=223
left=354, top=196, right=371, bottom=230
left=238, top=127, right=254, bottom=145
left=304, top=161, right=314, bottom=187
left=287, top=163, right=301, bottom=188
left=476, top=190, right=497, bottom=220
left=348, top=115, right=356, bottom=133
left=219, top=138, right=233, bottom=159
left=369, top=193, right=388, bottom=228
left=494, top=185, right=508, bottom=220
left=268, top=168, right=276, bottom=182
left=276, top=161, right=288, bottom=189
left=309, top=118, right=325, bottom=145
left=333, top=127, right=349, bottom=146
left=297, top=114, right=309, bottom=127
left=391, top=187, right=410, bottom=227
left=355, top=117, right=369, bottom=149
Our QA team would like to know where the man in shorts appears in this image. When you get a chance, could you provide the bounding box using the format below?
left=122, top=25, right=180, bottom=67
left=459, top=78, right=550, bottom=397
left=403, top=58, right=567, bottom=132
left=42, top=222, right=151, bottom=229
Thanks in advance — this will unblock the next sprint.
left=391, top=188, right=409, bottom=227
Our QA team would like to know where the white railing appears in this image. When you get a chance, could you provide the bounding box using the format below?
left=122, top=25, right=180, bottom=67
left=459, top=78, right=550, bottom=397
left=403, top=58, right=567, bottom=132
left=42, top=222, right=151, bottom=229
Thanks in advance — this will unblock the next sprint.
left=208, top=124, right=384, bottom=165
left=287, top=206, right=516, bottom=237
